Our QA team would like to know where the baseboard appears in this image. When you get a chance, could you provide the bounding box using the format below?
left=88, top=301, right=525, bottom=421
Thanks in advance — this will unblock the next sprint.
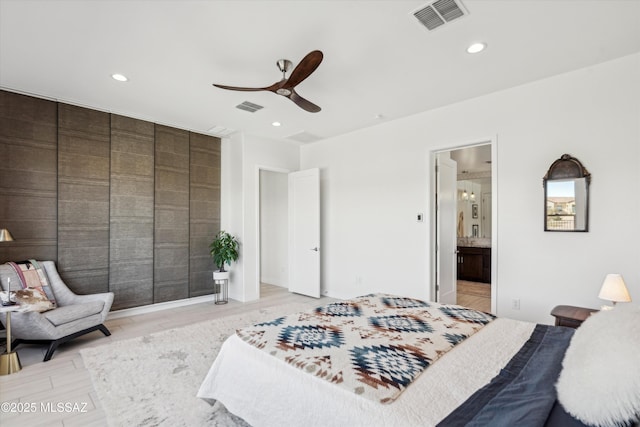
left=107, top=294, right=217, bottom=320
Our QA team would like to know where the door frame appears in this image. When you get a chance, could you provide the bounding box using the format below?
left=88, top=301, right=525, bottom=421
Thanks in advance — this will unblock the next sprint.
left=254, top=165, right=291, bottom=299
left=429, top=136, right=498, bottom=314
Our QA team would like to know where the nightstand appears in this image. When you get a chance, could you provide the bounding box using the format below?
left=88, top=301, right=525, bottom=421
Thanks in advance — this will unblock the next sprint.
left=550, top=305, right=598, bottom=329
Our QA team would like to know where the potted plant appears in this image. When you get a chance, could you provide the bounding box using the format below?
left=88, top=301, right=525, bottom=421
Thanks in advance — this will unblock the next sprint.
left=209, top=230, right=239, bottom=281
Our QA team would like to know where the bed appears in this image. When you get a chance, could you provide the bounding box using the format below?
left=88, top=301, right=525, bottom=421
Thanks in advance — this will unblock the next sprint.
left=198, top=294, right=640, bottom=427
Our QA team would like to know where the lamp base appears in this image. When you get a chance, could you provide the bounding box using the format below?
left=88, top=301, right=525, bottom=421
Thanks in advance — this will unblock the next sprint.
left=0, top=351, right=22, bottom=375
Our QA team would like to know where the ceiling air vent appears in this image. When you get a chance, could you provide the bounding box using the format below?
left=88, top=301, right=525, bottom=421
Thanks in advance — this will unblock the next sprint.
left=207, top=125, right=236, bottom=137
left=235, top=101, right=264, bottom=113
left=285, top=131, right=323, bottom=144
left=413, top=0, right=467, bottom=31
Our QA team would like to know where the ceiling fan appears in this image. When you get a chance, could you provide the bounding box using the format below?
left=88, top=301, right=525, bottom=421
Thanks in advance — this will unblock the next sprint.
left=213, top=50, right=323, bottom=113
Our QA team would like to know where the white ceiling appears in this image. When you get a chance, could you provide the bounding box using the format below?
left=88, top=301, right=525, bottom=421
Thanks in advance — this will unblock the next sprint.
left=1, top=0, right=639, bottom=144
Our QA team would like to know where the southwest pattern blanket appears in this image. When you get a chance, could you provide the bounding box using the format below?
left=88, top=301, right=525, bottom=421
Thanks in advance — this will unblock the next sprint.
left=236, top=293, right=495, bottom=404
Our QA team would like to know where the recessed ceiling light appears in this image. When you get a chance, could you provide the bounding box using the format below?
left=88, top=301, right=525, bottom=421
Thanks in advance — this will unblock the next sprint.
left=466, top=42, right=487, bottom=54
left=272, top=121, right=281, bottom=127
left=111, top=73, right=128, bottom=82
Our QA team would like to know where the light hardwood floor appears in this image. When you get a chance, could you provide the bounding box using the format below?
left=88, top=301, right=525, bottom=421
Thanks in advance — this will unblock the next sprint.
left=456, top=280, right=491, bottom=313
left=0, top=284, right=330, bottom=427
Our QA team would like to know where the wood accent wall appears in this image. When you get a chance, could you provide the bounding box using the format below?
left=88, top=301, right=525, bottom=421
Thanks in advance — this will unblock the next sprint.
left=0, top=91, right=58, bottom=262
left=189, top=133, right=220, bottom=297
left=110, top=115, right=155, bottom=310
left=57, top=104, right=111, bottom=295
left=0, top=90, right=221, bottom=309
left=154, top=125, right=190, bottom=303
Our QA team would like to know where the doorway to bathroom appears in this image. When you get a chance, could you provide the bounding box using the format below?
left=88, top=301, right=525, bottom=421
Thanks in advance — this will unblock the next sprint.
left=434, top=142, right=495, bottom=313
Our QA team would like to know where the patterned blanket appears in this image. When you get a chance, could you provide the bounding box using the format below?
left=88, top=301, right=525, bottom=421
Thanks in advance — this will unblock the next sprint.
left=236, top=293, right=495, bottom=404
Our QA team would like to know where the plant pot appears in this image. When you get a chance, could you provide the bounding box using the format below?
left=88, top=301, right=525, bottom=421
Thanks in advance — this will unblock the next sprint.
left=212, top=270, right=229, bottom=304
left=213, top=270, right=230, bottom=281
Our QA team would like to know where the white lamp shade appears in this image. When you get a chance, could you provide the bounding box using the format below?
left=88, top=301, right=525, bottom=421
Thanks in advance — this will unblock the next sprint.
left=598, top=274, right=632, bottom=303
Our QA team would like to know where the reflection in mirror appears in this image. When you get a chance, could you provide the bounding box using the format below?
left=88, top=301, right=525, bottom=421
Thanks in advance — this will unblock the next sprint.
left=457, top=178, right=491, bottom=238
left=546, top=178, right=588, bottom=231
left=543, top=154, right=590, bottom=232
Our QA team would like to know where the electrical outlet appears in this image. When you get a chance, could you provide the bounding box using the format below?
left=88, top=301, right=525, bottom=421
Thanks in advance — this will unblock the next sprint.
left=417, top=213, right=423, bottom=222
left=512, top=299, right=520, bottom=310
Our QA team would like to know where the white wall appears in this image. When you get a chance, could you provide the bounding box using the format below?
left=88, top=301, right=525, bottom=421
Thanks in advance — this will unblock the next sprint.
left=221, top=133, right=299, bottom=301
left=300, top=53, right=640, bottom=324
left=260, top=170, right=288, bottom=287
left=220, top=132, right=245, bottom=300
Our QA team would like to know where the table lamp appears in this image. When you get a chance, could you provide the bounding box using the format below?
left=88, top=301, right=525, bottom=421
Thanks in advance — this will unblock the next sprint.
left=0, top=229, right=14, bottom=242
left=598, top=274, right=632, bottom=309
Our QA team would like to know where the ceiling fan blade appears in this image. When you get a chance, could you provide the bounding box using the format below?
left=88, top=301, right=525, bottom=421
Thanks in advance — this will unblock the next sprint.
left=212, top=83, right=270, bottom=92
left=283, top=50, right=323, bottom=89
left=289, top=90, right=321, bottom=113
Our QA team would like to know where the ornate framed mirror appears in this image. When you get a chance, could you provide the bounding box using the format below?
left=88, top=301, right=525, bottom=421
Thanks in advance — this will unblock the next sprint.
left=543, top=154, right=591, bottom=232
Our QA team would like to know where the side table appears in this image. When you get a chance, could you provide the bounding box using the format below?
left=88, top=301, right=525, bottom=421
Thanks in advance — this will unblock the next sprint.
left=550, top=305, right=598, bottom=329
left=212, top=271, right=229, bottom=305
left=1, top=304, right=28, bottom=375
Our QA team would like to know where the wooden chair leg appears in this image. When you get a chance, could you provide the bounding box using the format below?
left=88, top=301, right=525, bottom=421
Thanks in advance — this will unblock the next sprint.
left=43, top=340, right=60, bottom=362
left=13, top=324, right=111, bottom=362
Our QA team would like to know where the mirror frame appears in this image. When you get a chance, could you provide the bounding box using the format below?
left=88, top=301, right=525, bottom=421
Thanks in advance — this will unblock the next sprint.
left=543, top=154, right=591, bottom=232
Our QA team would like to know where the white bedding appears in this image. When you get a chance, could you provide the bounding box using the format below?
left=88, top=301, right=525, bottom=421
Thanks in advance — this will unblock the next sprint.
left=197, top=317, right=535, bottom=427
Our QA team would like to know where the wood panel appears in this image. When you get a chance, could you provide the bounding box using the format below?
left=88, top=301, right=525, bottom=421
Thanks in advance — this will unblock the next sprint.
left=1, top=91, right=223, bottom=309
left=57, top=104, right=110, bottom=294
left=0, top=91, right=57, bottom=263
left=109, top=115, right=155, bottom=309
left=154, top=125, right=189, bottom=303
left=189, top=133, right=221, bottom=297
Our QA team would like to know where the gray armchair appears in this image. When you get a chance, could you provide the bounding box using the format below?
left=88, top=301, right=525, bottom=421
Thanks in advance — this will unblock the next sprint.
left=0, top=261, right=113, bottom=361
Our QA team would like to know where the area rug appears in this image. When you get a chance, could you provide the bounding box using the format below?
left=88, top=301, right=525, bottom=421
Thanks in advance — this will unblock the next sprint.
left=81, top=303, right=313, bottom=427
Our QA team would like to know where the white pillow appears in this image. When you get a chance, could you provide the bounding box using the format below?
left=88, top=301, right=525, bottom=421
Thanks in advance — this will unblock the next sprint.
left=556, top=303, right=640, bottom=426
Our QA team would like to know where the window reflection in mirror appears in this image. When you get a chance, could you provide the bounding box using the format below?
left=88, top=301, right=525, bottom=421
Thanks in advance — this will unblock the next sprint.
left=545, top=178, right=588, bottom=231
left=543, top=154, right=590, bottom=232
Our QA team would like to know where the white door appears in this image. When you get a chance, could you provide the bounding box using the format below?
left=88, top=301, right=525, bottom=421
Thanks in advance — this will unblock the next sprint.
left=436, top=155, right=457, bottom=304
left=288, top=168, right=320, bottom=298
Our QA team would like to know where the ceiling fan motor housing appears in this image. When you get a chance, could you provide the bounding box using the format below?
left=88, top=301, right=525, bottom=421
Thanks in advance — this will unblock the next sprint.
left=277, top=59, right=292, bottom=74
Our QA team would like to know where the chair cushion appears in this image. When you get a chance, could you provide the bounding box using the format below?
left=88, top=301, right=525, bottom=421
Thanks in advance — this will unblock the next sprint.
left=44, top=301, right=105, bottom=326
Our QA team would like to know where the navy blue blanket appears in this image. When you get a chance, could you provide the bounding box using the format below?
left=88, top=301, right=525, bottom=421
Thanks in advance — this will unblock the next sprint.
left=438, top=324, right=580, bottom=427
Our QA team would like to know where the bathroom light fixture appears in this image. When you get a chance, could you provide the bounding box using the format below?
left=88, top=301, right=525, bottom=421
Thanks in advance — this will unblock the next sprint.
left=111, top=73, right=128, bottom=82
left=466, top=42, right=486, bottom=54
